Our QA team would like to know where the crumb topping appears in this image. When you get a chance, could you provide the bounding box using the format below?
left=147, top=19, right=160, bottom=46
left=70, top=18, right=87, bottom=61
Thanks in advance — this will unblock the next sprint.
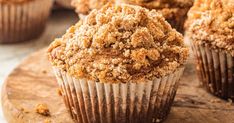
left=48, top=4, right=188, bottom=83
left=186, top=0, right=234, bottom=56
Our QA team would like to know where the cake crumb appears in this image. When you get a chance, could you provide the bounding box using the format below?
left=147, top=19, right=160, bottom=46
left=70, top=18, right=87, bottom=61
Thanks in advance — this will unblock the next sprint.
left=35, top=104, right=50, bottom=116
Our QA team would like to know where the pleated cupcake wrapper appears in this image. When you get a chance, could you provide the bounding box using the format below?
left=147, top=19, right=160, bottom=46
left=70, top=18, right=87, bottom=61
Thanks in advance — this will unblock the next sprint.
left=0, top=0, right=53, bottom=43
left=192, top=42, right=234, bottom=99
left=53, top=67, right=184, bottom=123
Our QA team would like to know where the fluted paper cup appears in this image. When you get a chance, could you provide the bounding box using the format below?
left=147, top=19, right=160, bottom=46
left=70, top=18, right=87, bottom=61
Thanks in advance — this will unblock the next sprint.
left=0, top=0, right=53, bottom=43
left=53, top=67, right=184, bottom=123
left=192, top=42, right=234, bottom=99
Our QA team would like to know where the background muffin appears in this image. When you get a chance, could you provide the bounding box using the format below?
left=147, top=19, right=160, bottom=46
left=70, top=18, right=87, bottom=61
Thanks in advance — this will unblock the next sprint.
left=71, top=0, right=110, bottom=19
left=48, top=4, right=188, bottom=123
left=186, top=0, right=234, bottom=99
left=72, top=0, right=193, bottom=32
left=115, top=0, right=194, bottom=33
left=0, top=0, right=53, bottom=43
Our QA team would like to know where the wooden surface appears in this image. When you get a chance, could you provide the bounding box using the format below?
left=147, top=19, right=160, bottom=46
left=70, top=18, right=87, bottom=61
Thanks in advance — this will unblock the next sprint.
left=2, top=48, right=234, bottom=123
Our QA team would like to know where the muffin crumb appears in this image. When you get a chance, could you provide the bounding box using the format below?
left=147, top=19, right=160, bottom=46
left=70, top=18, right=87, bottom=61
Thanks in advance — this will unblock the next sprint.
left=35, top=104, right=50, bottom=116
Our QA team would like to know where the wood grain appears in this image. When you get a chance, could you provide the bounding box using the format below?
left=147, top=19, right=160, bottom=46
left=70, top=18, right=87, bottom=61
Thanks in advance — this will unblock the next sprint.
left=2, top=48, right=234, bottom=123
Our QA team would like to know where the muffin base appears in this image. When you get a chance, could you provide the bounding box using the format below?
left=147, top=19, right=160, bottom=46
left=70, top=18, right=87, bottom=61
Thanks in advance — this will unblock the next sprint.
left=192, top=42, right=234, bottom=100
left=53, top=67, right=184, bottom=123
left=0, top=0, right=53, bottom=43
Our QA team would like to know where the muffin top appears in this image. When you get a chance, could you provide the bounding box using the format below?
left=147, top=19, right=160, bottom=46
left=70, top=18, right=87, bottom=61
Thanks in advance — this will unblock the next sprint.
left=187, top=0, right=234, bottom=56
left=0, top=0, right=33, bottom=4
left=72, top=0, right=111, bottom=14
left=48, top=4, right=189, bottom=83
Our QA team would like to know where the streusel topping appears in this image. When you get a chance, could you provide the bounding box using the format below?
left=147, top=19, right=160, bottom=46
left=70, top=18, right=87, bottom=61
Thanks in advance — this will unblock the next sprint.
left=48, top=4, right=188, bottom=83
left=187, top=0, right=234, bottom=56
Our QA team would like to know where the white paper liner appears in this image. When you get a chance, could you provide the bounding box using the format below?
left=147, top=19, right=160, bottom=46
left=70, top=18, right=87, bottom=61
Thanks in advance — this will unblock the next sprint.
left=53, top=67, right=184, bottom=123
left=0, top=0, right=53, bottom=43
left=192, top=42, right=234, bottom=99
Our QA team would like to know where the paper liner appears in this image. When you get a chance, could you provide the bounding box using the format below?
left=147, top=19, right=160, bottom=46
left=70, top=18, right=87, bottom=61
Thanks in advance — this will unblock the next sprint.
left=53, top=67, right=184, bottom=123
left=192, top=42, right=234, bottom=99
left=0, top=0, right=53, bottom=43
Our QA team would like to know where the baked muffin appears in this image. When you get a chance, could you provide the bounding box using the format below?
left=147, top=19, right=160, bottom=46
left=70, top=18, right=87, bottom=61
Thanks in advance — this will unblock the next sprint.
left=187, top=0, right=234, bottom=99
left=72, top=0, right=193, bottom=32
left=0, top=0, right=53, bottom=43
left=48, top=4, right=188, bottom=123
left=71, top=0, right=110, bottom=19
left=115, top=0, right=194, bottom=33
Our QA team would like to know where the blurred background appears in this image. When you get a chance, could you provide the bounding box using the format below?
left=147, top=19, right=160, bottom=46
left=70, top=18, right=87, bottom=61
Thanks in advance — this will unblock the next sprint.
left=0, top=1, right=78, bottom=122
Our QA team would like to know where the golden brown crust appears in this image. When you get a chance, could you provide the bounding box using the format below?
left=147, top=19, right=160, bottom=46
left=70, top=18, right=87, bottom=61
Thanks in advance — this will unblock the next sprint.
left=48, top=4, right=189, bottom=83
left=186, top=0, right=234, bottom=56
left=0, top=0, right=33, bottom=4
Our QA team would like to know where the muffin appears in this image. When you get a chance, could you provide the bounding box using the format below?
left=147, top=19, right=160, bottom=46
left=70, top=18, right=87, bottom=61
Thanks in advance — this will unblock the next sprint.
left=115, top=0, right=194, bottom=33
left=72, top=0, right=193, bottom=33
left=71, top=0, right=110, bottom=19
left=48, top=4, right=188, bottom=123
left=0, top=0, right=53, bottom=43
left=187, top=0, right=234, bottom=99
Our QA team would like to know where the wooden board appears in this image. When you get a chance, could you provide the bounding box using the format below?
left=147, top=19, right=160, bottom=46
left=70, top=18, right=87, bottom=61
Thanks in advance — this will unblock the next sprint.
left=2, top=48, right=234, bottom=123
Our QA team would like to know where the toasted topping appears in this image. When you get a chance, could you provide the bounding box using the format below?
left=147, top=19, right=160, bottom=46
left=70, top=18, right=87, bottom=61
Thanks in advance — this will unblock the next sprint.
left=187, top=0, right=234, bottom=56
left=48, top=4, right=188, bottom=83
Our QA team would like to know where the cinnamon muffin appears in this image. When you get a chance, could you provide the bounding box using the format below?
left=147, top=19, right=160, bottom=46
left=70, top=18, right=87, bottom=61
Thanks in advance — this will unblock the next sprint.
left=72, top=0, right=193, bottom=32
left=115, top=0, right=194, bottom=33
left=48, top=4, right=188, bottom=123
left=0, top=0, right=53, bottom=43
left=187, top=0, right=234, bottom=99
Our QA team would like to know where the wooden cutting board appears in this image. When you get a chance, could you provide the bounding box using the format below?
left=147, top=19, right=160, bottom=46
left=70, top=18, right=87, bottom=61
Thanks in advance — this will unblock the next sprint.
left=2, top=48, right=234, bottom=123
